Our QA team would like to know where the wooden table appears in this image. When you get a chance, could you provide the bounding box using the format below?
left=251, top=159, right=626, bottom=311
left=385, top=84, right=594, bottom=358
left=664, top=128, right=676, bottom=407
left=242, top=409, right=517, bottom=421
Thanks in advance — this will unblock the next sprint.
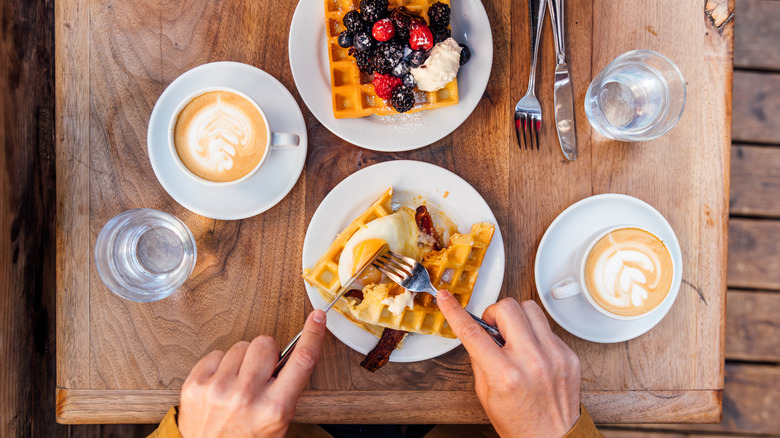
left=55, top=0, right=732, bottom=425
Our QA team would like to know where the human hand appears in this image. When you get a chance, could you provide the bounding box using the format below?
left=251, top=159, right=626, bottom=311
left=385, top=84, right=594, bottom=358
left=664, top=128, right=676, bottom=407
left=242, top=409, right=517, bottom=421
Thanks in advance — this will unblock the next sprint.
left=178, top=310, right=327, bottom=438
left=437, top=291, right=581, bottom=438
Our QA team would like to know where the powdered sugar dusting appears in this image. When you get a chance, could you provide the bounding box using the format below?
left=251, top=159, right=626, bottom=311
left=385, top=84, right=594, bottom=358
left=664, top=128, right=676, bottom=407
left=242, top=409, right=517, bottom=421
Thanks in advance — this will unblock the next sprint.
left=371, top=112, right=426, bottom=131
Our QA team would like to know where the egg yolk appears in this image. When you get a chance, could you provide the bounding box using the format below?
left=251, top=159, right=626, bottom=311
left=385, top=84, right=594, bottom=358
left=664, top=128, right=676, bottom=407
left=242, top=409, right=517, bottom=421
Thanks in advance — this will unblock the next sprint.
left=351, top=239, right=386, bottom=275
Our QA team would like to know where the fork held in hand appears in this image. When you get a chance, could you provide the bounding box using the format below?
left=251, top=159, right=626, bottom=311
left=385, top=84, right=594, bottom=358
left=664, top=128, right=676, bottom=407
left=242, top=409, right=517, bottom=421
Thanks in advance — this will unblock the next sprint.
left=514, top=0, right=547, bottom=151
left=373, top=251, right=506, bottom=347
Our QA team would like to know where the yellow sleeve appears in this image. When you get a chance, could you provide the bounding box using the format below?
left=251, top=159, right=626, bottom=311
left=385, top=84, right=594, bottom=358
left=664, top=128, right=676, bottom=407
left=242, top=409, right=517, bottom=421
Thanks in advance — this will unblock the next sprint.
left=147, top=407, right=184, bottom=438
left=563, top=405, right=604, bottom=438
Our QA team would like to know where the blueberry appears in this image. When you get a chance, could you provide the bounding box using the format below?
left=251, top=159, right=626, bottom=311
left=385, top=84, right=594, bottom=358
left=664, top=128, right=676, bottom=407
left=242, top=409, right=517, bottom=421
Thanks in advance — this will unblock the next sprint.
left=338, top=30, right=354, bottom=48
left=459, top=44, right=471, bottom=66
left=409, top=50, right=428, bottom=68
left=354, top=32, right=374, bottom=52
left=402, top=73, right=417, bottom=89
left=392, top=60, right=411, bottom=77
left=402, top=45, right=413, bottom=60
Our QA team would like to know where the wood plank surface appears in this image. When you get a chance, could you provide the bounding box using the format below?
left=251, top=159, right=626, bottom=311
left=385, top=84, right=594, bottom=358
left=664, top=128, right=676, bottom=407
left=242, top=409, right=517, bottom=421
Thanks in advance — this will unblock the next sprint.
left=732, top=71, right=780, bottom=144
left=725, top=290, right=780, bottom=362
left=735, top=0, right=780, bottom=71
left=55, top=0, right=733, bottom=425
left=730, top=145, right=780, bottom=218
left=728, top=219, right=780, bottom=289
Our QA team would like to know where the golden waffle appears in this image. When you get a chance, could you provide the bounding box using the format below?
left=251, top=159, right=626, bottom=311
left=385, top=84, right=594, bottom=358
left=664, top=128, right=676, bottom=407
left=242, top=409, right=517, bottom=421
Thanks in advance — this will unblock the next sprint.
left=303, top=188, right=394, bottom=337
left=344, top=222, right=495, bottom=337
left=324, top=0, right=459, bottom=119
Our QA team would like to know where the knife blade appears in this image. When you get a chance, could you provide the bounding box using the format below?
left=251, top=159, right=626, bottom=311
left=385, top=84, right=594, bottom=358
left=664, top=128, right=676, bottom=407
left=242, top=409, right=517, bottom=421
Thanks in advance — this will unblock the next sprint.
left=548, top=0, right=578, bottom=160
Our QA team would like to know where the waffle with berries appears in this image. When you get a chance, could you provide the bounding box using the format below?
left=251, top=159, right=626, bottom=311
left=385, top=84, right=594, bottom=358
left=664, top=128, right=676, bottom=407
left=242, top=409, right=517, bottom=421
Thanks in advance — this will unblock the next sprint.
left=324, top=0, right=459, bottom=119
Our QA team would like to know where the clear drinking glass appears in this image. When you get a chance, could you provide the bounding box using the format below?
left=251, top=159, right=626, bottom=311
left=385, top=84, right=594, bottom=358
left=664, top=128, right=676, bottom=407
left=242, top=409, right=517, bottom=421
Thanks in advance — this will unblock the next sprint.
left=95, top=208, right=196, bottom=302
left=584, top=50, right=686, bottom=142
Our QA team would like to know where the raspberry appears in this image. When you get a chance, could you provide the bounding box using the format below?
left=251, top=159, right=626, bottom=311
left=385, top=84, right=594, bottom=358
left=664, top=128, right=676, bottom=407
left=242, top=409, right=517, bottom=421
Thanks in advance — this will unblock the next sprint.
left=372, top=72, right=402, bottom=100
left=409, top=23, right=434, bottom=51
left=390, top=86, right=415, bottom=112
left=427, top=2, right=451, bottom=28
left=372, top=18, right=395, bottom=42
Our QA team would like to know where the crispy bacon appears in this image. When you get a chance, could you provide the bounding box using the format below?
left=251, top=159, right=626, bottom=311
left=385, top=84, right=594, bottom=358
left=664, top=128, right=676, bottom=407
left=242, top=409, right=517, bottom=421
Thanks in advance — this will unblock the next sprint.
left=360, top=328, right=406, bottom=372
left=415, top=205, right=441, bottom=251
left=344, top=289, right=364, bottom=300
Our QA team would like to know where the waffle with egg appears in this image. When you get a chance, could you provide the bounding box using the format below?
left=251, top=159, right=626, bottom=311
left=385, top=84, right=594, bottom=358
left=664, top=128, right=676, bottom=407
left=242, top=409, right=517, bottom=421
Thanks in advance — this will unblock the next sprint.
left=344, top=222, right=494, bottom=337
left=324, top=0, right=459, bottom=119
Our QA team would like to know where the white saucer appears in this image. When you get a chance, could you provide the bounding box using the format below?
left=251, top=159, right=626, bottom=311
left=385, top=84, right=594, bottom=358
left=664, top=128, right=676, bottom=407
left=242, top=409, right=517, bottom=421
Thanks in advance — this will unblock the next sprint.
left=534, top=194, right=683, bottom=343
left=302, top=160, right=505, bottom=362
left=288, top=0, right=493, bottom=152
left=147, top=62, right=308, bottom=220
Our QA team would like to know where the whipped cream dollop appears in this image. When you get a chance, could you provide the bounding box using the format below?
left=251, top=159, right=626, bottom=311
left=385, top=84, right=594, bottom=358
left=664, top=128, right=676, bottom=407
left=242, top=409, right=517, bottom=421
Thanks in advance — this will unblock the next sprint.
left=410, top=38, right=462, bottom=92
left=382, top=290, right=415, bottom=315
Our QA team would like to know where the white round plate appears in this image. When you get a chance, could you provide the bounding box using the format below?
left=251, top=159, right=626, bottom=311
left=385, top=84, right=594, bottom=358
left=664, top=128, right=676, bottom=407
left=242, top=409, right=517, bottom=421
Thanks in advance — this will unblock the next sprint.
left=535, top=194, right=683, bottom=343
left=289, top=0, right=493, bottom=152
left=302, top=160, right=505, bottom=361
left=147, top=62, right=308, bottom=220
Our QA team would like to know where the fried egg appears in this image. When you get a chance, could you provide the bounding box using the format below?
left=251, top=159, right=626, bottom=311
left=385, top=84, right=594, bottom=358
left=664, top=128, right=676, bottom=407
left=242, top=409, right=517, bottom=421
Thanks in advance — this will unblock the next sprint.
left=337, top=208, right=421, bottom=287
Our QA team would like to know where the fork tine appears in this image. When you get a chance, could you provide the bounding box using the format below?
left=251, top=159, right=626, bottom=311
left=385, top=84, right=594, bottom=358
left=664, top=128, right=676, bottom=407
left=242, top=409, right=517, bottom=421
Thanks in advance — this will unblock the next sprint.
left=386, top=250, right=416, bottom=268
left=514, top=116, right=523, bottom=150
left=534, top=116, right=540, bottom=151
left=527, top=116, right=534, bottom=151
left=523, top=114, right=530, bottom=150
left=376, top=255, right=411, bottom=276
left=373, top=262, right=406, bottom=285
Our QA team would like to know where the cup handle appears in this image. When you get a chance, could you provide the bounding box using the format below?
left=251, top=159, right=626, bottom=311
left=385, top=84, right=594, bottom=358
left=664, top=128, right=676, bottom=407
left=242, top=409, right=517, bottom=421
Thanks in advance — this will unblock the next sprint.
left=270, top=132, right=300, bottom=150
left=551, top=276, right=582, bottom=300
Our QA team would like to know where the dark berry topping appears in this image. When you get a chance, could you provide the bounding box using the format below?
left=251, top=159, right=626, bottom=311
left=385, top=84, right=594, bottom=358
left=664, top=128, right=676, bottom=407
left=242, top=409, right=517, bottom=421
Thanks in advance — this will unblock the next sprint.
left=459, top=43, right=471, bottom=66
left=359, top=0, right=389, bottom=23
left=402, top=73, right=417, bottom=89
left=353, top=31, right=374, bottom=52
left=392, top=60, right=411, bottom=77
left=373, top=72, right=402, bottom=100
left=390, top=86, right=415, bottom=112
left=430, top=26, right=451, bottom=44
left=337, top=30, right=354, bottom=48
left=372, top=18, right=395, bottom=42
left=389, top=6, right=426, bottom=42
left=373, top=41, right=404, bottom=75
left=409, top=50, right=428, bottom=68
left=353, top=49, right=375, bottom=74
left=343, top=10, right=366, bottom=33
left=427, top=2, right=451, bottom=28
left=409, top=23, right=434, bottom=51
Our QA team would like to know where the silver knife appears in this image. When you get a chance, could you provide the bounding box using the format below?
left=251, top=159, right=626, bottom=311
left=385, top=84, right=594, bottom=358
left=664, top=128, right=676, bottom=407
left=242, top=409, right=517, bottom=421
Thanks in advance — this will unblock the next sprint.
left=273, top=243, right=388, bottom=376
left=548, top=0, right=578, bottom=160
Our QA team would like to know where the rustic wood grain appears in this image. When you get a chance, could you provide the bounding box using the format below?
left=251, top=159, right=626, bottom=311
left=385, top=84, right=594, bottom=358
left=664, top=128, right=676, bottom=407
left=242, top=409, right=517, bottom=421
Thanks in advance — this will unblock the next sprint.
left=730, top=145, right=780, bottom=218
left=55, top=0, right=732, bottom=425
left=735, top=0, right=780, bottom=71
left=728, top=219, right=780, bottom=289
left=602, top=431, right=741, bottom=438
left=732, top=71, right=780, bottom=144
left=725, top=290, right=780, bottom=362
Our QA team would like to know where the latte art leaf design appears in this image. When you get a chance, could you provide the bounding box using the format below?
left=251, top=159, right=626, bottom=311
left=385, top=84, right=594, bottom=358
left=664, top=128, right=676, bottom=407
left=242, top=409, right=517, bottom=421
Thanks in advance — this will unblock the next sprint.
left=594, top=246, right=663, bottom=309
left=186, top=95, right=254, bottom=172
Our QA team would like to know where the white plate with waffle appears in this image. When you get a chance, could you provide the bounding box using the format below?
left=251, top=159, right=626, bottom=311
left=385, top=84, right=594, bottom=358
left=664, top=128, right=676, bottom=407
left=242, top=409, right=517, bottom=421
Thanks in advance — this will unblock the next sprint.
left=302, top=160, right=505, bottom=362
left=288, top=0, right=493, bottom=152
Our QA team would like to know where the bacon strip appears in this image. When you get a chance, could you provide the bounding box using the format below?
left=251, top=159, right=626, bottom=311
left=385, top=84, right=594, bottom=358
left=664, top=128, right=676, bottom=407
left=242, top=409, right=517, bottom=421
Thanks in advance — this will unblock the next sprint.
left=344, top=289, right=364, bottom=300
left=360, top=328, right=406, bottom=372
left=415, top=205, right=441, bottom=251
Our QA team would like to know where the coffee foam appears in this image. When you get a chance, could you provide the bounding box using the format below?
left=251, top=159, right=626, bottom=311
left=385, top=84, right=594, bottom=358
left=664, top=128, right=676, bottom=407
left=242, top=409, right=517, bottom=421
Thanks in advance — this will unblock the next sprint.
left=584, top=228, right=673, bottom=317
left=174, top=91, right=267, bottom=182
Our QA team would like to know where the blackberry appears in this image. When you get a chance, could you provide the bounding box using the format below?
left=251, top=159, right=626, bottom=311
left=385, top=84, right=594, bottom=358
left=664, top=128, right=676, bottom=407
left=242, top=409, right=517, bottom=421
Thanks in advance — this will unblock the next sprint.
left=390, top=86, right=414, bottom=112
left=430, top=25, right=451, bottom=43
left=353, top=49, right=375, bottom=74
left=409, top=50, right=428, bottom=68
left=359, top=0, right=388, bottom=23
left=343, top=10, right=366, bottom=33
left=338, top=30, right=354, bottom=48
left=459, top=43, right=471, bottom=66
left=427, top=2, right=451, bottom=27
left=402, top=73, right=417, bottom=89
left=353, top=31, right=374, bottom=52
left=392, top=60, right=411, bottom=77
left=374, top=42, right=404, bottom=75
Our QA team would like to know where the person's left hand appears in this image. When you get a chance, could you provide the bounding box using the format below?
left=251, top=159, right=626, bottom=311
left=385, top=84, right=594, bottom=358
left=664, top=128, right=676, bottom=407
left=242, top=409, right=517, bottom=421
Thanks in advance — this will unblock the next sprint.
left=177, top=310, right=327, bottom=438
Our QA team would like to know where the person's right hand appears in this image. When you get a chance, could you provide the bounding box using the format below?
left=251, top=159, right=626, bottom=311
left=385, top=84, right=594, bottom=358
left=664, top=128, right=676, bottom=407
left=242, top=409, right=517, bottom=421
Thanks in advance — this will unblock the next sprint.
left=437, top=291, right=581, bottom=438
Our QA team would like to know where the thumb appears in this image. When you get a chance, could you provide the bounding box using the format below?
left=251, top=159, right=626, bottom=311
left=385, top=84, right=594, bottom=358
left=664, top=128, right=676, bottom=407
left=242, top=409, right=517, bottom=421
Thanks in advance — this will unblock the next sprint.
left=437, top=290, right=504, bottom=361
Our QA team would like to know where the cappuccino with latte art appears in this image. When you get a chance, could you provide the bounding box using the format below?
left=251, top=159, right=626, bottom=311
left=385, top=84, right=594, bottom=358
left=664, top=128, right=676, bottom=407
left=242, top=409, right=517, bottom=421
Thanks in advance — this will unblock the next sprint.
left=584, top=228, right=673, bottom=317
left=174, top=90, right=268, bottom=183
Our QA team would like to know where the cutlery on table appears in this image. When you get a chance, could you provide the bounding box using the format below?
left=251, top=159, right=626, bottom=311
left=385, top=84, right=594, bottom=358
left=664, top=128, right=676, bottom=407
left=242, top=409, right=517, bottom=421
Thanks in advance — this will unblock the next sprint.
left=273, top=244, right=388, bottom=376
left=548, top=0, right=578, bottom=160
left=514, top=0, right=547, bottom=151
left=373, top=250, right=506, bottom=347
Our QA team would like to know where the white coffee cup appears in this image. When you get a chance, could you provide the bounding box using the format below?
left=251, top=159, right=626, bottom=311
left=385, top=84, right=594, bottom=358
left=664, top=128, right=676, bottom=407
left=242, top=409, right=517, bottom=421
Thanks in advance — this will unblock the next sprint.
left=168, top=86, right=299, bottom=186
left=551, top=225, right=677, bottom=321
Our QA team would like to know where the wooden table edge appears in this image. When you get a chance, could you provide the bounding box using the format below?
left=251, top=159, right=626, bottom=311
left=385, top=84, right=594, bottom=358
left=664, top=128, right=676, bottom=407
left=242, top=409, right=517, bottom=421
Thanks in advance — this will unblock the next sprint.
left=55, top=387, right=722, bottom=425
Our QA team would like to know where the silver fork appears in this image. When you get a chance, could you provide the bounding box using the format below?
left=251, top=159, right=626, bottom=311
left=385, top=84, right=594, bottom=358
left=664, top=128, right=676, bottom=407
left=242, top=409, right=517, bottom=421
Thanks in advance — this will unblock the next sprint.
left=373, top=251, right=505, bottom=347
left=514, top=0, right=546, bottom=151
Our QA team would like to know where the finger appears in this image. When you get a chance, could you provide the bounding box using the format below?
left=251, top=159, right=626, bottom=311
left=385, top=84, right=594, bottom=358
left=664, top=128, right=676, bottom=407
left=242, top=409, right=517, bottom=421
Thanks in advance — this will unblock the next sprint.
left=212, top=340, right=251, bottom=380
left=184, top=350, right=225, bottom=386
left=482, top=298, right=542, bottom=350
left=238, top=335, right=279, bottom=387
left=436, top=290, right=505, bottom=365
left=519, top=300, right=559, bottom=349
left=269, top=310, right=326, bottom=407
